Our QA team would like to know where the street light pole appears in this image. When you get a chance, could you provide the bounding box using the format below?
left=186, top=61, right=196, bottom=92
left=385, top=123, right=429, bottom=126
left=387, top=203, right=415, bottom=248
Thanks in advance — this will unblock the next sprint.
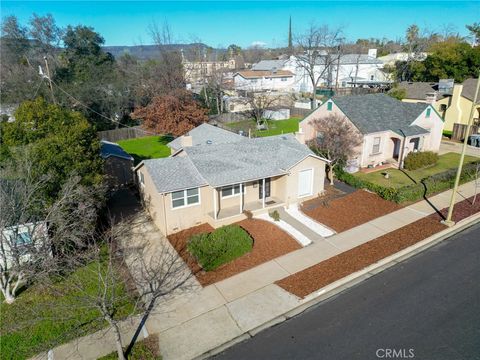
left=443, top=73, right=480, bottom=227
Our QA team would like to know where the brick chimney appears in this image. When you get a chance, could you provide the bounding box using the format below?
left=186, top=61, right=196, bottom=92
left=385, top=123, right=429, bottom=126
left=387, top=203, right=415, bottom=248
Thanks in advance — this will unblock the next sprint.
left=180, top=135, right=193, bottom=148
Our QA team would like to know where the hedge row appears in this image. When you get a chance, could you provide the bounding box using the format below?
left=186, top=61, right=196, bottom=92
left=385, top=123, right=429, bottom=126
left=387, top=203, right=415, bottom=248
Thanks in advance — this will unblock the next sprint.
left=336, top=161, right=480, bottom=203
left=403, top=151, right=439, bottom=171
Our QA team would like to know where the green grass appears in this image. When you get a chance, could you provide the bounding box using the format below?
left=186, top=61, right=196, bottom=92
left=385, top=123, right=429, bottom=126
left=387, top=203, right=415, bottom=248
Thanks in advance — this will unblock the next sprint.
left=118, top=135, right=172, bottom=165
left=225, top=118, right=301, bottom=137
left=354, top=152, right=480, bottom=188
left=188, top=225, right=253, bottom=271
left=0, top=260, right=136, bottom=360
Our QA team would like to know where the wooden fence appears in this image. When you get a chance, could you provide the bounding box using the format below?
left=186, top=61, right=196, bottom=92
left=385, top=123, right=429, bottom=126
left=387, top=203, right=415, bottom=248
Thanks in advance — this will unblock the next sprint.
left=97, top=126, right=152, bottom=142
left=451, top=123, right=480, bottom=141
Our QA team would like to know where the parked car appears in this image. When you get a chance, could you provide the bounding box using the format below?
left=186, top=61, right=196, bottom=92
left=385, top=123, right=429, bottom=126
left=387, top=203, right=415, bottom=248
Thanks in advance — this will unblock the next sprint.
left=468, top=134, right=480, bottom=147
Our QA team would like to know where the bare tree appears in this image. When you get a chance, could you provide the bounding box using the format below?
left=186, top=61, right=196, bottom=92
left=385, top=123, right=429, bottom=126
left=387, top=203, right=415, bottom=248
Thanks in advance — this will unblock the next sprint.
left=294, top=24, right=344, bottom=109
left=308, top=113, right=363, bottom=184
left=242, top=91, right=280, bottom=129
left=0, top=156, right=103, bottom=304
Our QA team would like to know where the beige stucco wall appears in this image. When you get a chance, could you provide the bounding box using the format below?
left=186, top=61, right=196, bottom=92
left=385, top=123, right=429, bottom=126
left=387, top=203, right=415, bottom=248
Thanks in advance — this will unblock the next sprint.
left=285, top=155, right=326, bottom=205
left=443, top=96, right=480, bottom=132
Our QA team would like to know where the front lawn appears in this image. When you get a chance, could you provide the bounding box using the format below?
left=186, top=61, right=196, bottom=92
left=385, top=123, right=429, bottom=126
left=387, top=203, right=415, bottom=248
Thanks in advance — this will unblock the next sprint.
left=225, top=117, right=301, bottom=137
left=187, top=225, right=253, bottom=271
left=354, top=152, right=479, bottom=188
left=118, top=135, right=172, bottom=164
left=0, top=260, right=136, bottom=360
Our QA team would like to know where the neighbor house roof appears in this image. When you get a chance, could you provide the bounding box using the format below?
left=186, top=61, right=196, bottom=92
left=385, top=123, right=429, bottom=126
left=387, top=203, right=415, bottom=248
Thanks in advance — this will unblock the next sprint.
left=332, top=93, right=431, bottom=137
left=138, top=129, right=325, bottom=193
left=395, top=82, right=440, bottom=100
left=167, top=123, right=245, bottom=151
left=142, top=157, right=208, bottom=194
left=337, top=54, right=383, bottom=65
left=251, top=59, right=288, bottom=71
left=234, top=70, right=294, bottom=79
left=460, top=78, right=479, bottom=102
left=100, top=140, right=134, bottom=161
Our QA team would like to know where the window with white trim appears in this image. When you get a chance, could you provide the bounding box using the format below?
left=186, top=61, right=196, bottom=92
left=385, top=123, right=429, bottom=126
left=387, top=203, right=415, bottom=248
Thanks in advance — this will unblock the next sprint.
left=372, top=137, right=381, bottom=154
left=281, top=77, right=288, bottom=82
left=221, top=184, right=245, bottom=198
left=171, top=188, right=200, bottom=208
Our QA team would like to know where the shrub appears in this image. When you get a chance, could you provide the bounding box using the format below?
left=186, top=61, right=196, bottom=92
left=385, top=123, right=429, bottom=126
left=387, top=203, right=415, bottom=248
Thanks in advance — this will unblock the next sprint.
left=187, top=225, right=253, bottom=271
left=243, top=210, right=253, bottom=219
left=269, top=210, right=280, bottom=221
left=403, top=151, right=439, bottom=170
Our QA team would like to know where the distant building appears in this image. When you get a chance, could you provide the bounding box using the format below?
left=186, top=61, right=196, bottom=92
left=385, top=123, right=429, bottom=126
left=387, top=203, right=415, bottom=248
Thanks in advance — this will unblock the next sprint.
left=378, top=52, right=428, bottom=66
left=100, top=140, right=134, bottom=187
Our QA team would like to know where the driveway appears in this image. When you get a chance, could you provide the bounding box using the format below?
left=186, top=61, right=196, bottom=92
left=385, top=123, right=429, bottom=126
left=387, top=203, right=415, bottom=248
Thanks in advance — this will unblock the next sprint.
left=440, top=140, right=480, bottom=157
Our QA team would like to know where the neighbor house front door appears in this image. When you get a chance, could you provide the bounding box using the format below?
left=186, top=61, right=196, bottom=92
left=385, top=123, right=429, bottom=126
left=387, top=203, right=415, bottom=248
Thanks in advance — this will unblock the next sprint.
left=259, top=178, right=271, bottom=199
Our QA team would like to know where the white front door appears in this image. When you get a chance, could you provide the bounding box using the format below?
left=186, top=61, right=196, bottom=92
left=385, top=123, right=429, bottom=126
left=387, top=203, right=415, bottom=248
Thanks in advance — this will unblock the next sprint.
left=298, top=168, right=313, bottom=198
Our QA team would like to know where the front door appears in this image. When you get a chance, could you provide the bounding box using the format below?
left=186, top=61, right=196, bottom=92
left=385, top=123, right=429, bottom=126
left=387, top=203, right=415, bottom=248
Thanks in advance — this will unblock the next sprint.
left=259, top=178, right=271, bottom=199
left=392, top=138, right=401, bottom=160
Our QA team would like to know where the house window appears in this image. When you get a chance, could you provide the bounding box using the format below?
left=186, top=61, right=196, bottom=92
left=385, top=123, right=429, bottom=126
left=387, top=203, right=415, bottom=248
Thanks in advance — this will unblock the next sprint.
left=426, top=108, right=431, bottom=118
left=172, top=188, right=200, bottom=208
left=221, top=184, right=245, bottom=198
left=251, top=79, right=258, bottom=83
left=440, top=104, right=447, bottom=111
left=370, top=75, right=374, bottom=81
left=139, top=172, right=145, bottom=185
left=372, top=137, right=381, bottom=154
left=12, top=232, right=32, bottom=246
left=281, top=77, right=288, bottom=82
left=327, top=102, right=333, bottom=111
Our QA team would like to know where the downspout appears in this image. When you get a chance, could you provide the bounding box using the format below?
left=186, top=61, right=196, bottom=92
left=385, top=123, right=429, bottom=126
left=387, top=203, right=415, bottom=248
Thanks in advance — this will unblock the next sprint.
left=163, top=193, right=168, bottom=236
left=398, top=129, right=407, bottom=169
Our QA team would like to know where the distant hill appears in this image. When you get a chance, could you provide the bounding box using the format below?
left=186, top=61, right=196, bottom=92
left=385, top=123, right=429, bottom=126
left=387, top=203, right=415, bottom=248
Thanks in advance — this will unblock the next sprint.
left=103, top=43, right=226, bottom=61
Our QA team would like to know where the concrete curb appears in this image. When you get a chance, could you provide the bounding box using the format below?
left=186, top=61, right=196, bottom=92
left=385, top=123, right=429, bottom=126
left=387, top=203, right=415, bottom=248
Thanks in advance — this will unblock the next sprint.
left=196, top=211, right=480, bottom=359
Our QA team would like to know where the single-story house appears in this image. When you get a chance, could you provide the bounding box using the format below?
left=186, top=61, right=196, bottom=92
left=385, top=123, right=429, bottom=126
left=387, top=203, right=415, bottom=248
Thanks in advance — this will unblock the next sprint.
left=100, top=140, right=134, bottom=187
left=135, top=126, right=328, bottom=235
left=398, top=78, right=480, bottom=132
left=300, top=93, right=444, bottom=170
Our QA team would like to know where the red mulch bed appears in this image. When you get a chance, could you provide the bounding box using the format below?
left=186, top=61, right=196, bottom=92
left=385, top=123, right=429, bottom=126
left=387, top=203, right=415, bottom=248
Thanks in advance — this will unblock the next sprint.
left=276, top=195, right=480, bottom=299
left=167, top=219, right=301, bottom=286
left=301, top=190, right=401, bottom=233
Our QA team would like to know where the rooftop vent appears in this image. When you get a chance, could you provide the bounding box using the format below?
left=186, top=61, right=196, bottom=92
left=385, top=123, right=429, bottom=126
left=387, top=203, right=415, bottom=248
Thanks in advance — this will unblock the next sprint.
left=206, top=140, right=213, bottom=145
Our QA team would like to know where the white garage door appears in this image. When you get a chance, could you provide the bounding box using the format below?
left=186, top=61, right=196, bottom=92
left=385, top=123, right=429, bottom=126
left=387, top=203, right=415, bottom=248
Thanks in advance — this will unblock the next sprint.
left=298, top=168, right=313, bottom=197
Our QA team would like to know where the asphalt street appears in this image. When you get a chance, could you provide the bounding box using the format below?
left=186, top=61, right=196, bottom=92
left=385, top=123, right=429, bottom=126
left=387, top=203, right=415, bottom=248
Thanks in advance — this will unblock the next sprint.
left=215, top=223, right=480, bottom=360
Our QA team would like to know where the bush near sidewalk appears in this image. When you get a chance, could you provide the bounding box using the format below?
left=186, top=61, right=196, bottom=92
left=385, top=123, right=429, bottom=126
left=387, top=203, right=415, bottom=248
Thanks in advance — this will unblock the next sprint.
left=99, top=337, right=162, bottom=360
left=404, top=151, right=439, bottom=170
left=187, top=225, right=253, bottom=271
left=337, top=160, right=480, bottom=203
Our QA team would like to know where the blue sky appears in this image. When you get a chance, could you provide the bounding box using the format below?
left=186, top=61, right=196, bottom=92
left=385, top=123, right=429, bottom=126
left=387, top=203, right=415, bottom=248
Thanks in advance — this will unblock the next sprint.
left=2, top=1, right=479, bottom=47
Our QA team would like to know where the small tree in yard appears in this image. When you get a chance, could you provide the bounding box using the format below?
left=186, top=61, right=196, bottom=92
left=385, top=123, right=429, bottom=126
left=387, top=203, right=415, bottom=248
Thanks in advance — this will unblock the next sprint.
left=0, top=155, right=103, bottom=304
left=308, top=113, right=363, bottom=185
left=242, top=91, right=279, bottom=130
left=131, top=90, right=208, bottom=137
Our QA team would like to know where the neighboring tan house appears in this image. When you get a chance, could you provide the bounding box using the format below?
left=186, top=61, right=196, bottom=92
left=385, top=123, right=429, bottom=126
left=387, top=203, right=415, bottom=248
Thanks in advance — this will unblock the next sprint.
left=100, top=140, right=134, bottom=187
left=377, top=52, right=428, bottom=67
left=135, top=126, right=328, bottom=235
left=398, top=78, right=480, bottom=132
left=300, top=93, right=444, bottom=170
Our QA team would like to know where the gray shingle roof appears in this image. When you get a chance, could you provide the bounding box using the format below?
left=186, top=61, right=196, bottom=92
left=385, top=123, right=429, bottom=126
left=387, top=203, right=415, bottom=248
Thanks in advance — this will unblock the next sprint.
left=140, top=132, right=321, bottom=192
left=183, top=133, right=316, bottom=187
left=333, top=93, right=430, bottom=136
left=396, top=82, right=441, bottom=100
left=100, top=140, right=134, bottom=161
left=142, top=157, right=207, bottom=193
left=338, top=54, right=383, bottom=65
left=167, top=123, right=244, bottom=151
left=460, top=78, right=479, bottom=102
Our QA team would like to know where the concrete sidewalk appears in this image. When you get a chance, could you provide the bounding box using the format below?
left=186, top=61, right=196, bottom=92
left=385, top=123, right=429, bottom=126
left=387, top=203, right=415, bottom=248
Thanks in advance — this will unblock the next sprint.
left=35, top=180, right=480, bottom=360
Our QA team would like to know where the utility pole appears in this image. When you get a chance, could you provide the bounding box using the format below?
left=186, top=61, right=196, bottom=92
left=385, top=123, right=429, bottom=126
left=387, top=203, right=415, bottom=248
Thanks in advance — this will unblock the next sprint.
left=44, top=56, right=56, bottom=104
left=443, top=73, right=480, bottom=226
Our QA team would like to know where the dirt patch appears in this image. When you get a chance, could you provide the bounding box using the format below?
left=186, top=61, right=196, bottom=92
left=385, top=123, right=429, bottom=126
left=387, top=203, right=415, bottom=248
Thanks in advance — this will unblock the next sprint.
left=301, top=190, right=400, bottom=233
left=167, top=219, right=301, bottom=286
left=276, top=195, right=480, bottom=299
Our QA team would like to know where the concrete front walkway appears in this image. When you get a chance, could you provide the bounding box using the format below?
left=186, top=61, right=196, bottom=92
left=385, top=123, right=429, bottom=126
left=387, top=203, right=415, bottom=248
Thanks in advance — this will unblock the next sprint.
left=34, top=180, right=480, bottom=360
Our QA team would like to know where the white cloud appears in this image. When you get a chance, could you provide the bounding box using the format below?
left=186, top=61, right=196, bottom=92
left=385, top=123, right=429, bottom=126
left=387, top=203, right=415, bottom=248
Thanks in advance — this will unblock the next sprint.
left=250, top=41, right=267, bottom=48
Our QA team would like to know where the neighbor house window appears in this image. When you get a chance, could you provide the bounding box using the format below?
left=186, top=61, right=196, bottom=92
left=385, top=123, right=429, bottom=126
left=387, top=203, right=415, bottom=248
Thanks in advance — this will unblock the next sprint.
left=171, top=188, right=200, bottom=208
left=327, top=102, right=333, bottom=111
left=281, top=77, right=288, bottom=82
left=372, top=137, right=381, bottom=154
left=426, top=108, right=431, bottom=118
left=221, top=184, right=245, bottom=198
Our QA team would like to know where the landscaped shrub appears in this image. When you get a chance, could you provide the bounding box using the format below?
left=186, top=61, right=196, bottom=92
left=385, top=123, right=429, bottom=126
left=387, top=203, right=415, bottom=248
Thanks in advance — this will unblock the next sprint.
left=269, top=210, right=280, bottom=221
left=403, top=151, right=439, bottom=171
left=187, top=225, right=253, bottom=271
left=336, top=161, right=480, bottom=203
